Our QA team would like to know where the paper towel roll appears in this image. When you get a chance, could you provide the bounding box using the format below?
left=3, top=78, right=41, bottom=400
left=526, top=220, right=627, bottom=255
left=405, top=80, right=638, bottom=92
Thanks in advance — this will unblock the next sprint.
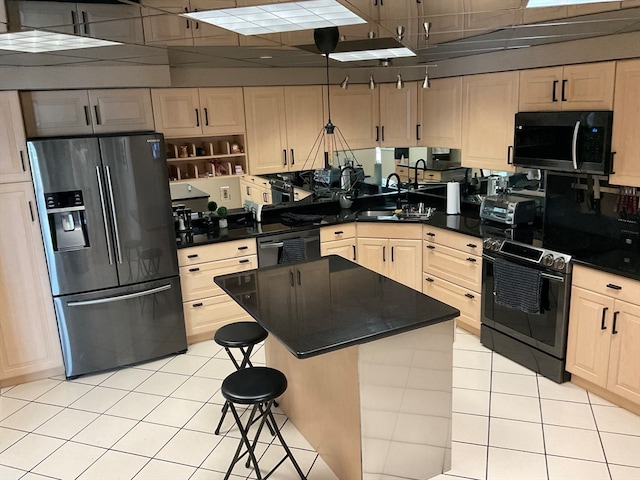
left=446, top=182, right=461, bottom=215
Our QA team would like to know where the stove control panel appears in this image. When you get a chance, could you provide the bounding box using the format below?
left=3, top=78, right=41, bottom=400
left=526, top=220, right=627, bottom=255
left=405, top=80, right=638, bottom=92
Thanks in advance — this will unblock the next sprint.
left=483, top=237, right=572, bottom=274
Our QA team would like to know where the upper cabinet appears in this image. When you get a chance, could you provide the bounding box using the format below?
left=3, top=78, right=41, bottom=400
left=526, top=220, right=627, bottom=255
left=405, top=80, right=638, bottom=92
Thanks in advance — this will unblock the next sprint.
left=142, top=0, right=238, bottom=47
left=328, top=83, right=417, bottom=150
left=0, top=92, right=29, bottom=184
left=418, top=77, right=463, bottom=149
left=518, top=62, right=616, bottom=112
left=8, top=1, right=143, bottom=43
left=609, top=59, right=640, bottom=188
left=462, top=71, right=518, bottom=171
left=244, top=86, right=325, bottom=175
left=151, top=87, right=246, bottom=137
left=21, top=89, right=155, bottom=137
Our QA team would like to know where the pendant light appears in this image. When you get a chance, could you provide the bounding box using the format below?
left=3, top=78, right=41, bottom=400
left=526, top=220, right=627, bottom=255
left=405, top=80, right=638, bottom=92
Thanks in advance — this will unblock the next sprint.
left=368, top=72, right=376, bottom=90
left=396, top=73, right=404, bottom=90
left=340, top=74, right=349, bottom=89
left=422, top=66, right=430, bottom=89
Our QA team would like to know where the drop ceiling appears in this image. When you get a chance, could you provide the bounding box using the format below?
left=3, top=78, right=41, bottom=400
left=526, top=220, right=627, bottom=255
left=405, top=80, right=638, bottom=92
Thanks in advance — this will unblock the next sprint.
left=1, top=0, right=639, bottom=73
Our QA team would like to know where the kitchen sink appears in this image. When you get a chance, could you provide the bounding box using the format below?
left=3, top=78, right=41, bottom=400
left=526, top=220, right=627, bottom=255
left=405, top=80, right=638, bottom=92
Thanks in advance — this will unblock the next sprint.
left=356, top=206, right=436, bottom=221
left=356, top=209, right=398, bottom=218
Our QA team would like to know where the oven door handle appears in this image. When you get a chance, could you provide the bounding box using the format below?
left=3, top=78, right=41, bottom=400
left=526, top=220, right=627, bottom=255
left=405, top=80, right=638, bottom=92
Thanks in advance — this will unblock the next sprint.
left=259, top=237, right=318, bottom=249
left=572, top=120, right=580, bottom=170
left=482, top=253, right=565, bottom=282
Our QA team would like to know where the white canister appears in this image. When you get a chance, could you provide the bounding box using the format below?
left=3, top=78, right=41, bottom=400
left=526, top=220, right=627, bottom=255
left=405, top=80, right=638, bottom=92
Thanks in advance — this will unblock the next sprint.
left=446, top=182, right=461, bottom=215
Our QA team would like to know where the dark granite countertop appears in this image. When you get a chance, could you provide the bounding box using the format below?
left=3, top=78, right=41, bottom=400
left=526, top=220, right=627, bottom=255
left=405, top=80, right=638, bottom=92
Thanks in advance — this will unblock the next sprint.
left=573, top=250, right=640, bottom=282
left=214, top=255, right=460, bottom=359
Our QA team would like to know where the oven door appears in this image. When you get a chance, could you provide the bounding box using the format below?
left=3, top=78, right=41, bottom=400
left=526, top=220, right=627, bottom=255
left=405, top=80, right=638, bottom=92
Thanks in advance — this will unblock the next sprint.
left=481, top=253, right=571, bottom=358
left=257, top=229, right=320, bottom=267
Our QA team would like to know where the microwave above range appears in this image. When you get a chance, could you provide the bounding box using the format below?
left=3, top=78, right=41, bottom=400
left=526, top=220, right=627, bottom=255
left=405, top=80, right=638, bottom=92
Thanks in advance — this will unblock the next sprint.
left=513, top=111, right=613, bottom=175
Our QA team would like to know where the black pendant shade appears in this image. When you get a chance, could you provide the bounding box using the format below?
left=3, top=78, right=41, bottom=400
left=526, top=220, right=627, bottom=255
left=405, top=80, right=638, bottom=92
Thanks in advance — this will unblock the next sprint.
left=314, top=27, right=339, bottom=55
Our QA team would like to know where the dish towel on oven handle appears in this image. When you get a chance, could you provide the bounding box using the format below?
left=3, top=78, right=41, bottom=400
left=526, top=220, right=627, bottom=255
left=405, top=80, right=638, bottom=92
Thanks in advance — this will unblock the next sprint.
left=279, top=237, right=307, bottom=264
left=493, top=257, right=542, bottom=314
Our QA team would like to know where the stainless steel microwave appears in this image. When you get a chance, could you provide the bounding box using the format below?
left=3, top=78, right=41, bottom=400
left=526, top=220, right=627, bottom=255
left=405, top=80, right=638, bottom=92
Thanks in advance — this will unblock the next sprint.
left=513, top=111, right=613, bottom=174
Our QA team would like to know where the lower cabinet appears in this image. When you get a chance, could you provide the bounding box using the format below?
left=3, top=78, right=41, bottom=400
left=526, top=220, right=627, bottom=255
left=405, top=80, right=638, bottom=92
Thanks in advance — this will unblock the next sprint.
left=0, top=182, right=63, bottom=386
left=566, top=265, right=640, bottom=411
left=320, top=224, right=357, bottom=262
left=423, top=225, right=482, bottom=334
left=356, top=223, right=422, bottom=291
left=178, top=238, right=257, bottom=344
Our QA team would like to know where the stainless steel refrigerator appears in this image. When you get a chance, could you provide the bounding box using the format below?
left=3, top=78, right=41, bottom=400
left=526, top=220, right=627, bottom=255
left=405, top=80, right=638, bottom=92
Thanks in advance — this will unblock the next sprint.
left=29, top=133, right=187, bottom=378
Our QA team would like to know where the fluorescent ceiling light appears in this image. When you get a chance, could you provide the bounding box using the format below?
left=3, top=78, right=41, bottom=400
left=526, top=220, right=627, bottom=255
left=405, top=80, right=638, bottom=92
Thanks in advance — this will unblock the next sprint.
left=331, top=47, right=416, bottom=62
left=184, top=0, right=365, bottom=35
left=0, top=30, right=120, bottom=53
left=526, top=0, right=619, bottom=8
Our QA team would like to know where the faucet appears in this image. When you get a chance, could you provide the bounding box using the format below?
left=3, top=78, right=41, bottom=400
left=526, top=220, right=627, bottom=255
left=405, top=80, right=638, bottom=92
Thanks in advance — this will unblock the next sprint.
left=413, top=158, right=427, bottom=189
left=385, top=173, right=403, bottom=209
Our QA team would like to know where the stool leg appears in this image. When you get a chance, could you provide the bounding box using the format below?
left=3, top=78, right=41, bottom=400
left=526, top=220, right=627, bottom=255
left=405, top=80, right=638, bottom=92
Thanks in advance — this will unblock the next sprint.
left=267, top=407, right=307, bottom=479
left=224, top=403, right=263, bottom=480
left=215, top=401, right=230, bottom=435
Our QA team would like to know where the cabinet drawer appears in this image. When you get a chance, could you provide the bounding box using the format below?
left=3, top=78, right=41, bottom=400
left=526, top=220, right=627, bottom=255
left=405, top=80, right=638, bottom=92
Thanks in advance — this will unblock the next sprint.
left=423, top=225, right=482, bottom=255
left=396, top=166, right=411, bottom=179
left=573, top=265, right=640, bottom=305
left=424, top=243, right=482, bottom=292
left=183, top=295, right=253, bottom=340
left=178, top=239, right=257, bottom=266
left=423, top=274, right=481, bottom=334
left=180, top=255, right=257, bottom=301
left=357, top=223, right=421, bottom=240
left=321, top=223, right=356, bottom=242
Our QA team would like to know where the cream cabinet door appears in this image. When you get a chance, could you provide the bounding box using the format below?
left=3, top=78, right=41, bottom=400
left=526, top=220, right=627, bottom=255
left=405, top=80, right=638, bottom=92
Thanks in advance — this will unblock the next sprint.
left=328, top=85, right=380, bottom=151
left=321, top=239, right=357, bottom=262
left=80, top=3, right=144, bottom=43
left=419, top=77, right=462, bottom=149
left=379, top=82, right=418, bottom=147
left=284, top=86, right=325, bottom=171
left=423, top=274, right=480, bottom=335
left=151, top=88, right=202, bottom=136
left=423, top=242, right=482, bottom=292
left=607, top=300, right=640, bottom=404
left=518, top=66, right=564, bottom=111
left=0, top=183, right=63, bottom=384
left=388, top=238, right=421, bottom=290
left=0, top=92, right=29, bottom=184
left=562, top=62, right=615, bottom=110
left=244, top=87, right=288, bottom=175
left=88, top=89, right=154, bottom=134
left=356, top=237, right=386, bottom=276
left=141, top=0, right=193, bottom=46
left=566, top=287, right=614, bottom=388
left=191, top=0, right=238, bottom=46
left=609, top=59, right=640, bottom=188
left=199, top=87, right=246, bottom=135
left=462, top=71, right=518, bottom=171
left=21, top=90, right=94, bottom=137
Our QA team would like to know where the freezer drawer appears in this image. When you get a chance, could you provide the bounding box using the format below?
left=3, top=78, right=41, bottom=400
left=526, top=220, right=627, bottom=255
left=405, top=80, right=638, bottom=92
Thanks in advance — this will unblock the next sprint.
left=54, top=276, right=187, bottom=378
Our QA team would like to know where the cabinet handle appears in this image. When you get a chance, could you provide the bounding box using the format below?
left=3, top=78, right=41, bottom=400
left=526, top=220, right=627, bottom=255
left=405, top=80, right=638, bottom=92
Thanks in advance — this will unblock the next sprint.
left=426, top=232, right=435, bottom=237
left=425, top=277, right=434, bottom=282
left=71, top=10, right=79, bottom=35
left=238, top=246, right=248, bottom=250
left=381, top=126, right=385, bottom=142
left=383, top=245, right=386, bottom=262
left=507, top=145, right=513, bottom=165
left=239, top=259, right=249, bottom=264
left=291, top=149, right=295, bottom=165
left=283, top=149, right=287, bottom=166
left=93, top=105, right=101, bottom=125
left=466, top=257, right=477, bottom=263
left=466, top=243, right=477, bottom=248
left=352, top=245, right=356, bottom=261
left=416, top=124, right=421, bottom=140
left=465, top=293, right=475, bottom=299
left=81, top=10, right=88, bottom=35
left=606, top=283, right=622, bottom=291
left=84, top=106, right=91, bottom=126
left=601, top=307, right=608, bottom=330
left=375, top=126, right=380, bottom=142
left=334, top=230, right=344, bottom=235
left=184, top=7, right=190, bottom=28
left=28, top=201, right=35, bottom=222
left=290, top=270, right=295, bottom=287
left=188, top=267, right=200, bottom=272
left=426, top=245, right=435, bottom=250
left=187, top=254, right=199, bottom=258
left=204, top=107, right=209, bottom=126
left=195, top=109, right=200, bottom=127
left=391, top=245, right=394, bottom=262
left=192, top=302, right=203, bottom=308
left=297, top=269, right=301, bottom=286
left=20, top=151, right=26, bottom=172
left=193, top=8, right=199, bottom=29
left=263, top=192, right=268, bottom=203
left=612, top=311, right=619, bottom=334
left=552, top=80, right=559, bottom=102
left=561, top=79, right=568, bottom=102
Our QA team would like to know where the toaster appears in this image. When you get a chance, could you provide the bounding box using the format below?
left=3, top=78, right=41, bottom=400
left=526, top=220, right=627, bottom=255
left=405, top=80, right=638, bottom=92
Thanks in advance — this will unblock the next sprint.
left=480, top=195, right=536, bottom=226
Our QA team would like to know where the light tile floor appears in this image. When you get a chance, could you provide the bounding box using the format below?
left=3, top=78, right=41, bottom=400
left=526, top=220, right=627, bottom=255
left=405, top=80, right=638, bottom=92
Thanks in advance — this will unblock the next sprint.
left=1, top=329, right=639, bottom=480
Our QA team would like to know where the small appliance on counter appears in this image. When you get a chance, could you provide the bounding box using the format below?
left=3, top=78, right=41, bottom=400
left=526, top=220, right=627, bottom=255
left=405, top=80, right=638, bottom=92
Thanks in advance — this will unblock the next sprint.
left=424, top=147, right=462, bottom=170
left=480, top=195, right=536, bottom=226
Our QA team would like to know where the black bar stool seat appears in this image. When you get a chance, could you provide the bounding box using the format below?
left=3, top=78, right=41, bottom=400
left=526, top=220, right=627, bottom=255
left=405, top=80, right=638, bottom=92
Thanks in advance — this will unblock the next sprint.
left=221, top=367, right=306, bottom=480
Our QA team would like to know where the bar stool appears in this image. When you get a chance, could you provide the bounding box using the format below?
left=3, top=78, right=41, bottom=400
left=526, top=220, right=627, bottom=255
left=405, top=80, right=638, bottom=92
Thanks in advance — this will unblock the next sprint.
left=213, top=321, right=268, bottom=435
left=221, top=366, right=306, bottom=480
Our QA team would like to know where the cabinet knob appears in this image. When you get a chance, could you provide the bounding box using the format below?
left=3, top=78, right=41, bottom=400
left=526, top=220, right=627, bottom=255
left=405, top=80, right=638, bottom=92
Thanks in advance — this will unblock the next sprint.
left=192, top=302, right=203, bottom=308
left=237, top=246, right=248, bottom=250
left=426, top=245, right=435, bottom=250
left=188, top=267, right=200, bottom=272
left=187, top=254, right=199, bottom=258
left=466, top=243, right=477, bottom=249
left=464, top=293, right=475, bottom=299
left=425, top=277, right=434, bottom=283
left=466, top=257, right=477, bottom=263
left=606, top=283, right=622, bottom=290
left=239, top=259, right=249, bottom=264
left=426, top=232, right=435, bottom=237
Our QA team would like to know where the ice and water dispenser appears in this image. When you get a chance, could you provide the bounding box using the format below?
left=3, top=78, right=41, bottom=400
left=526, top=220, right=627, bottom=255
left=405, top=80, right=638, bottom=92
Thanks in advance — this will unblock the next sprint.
left=45, top=190, right=90, bottom=251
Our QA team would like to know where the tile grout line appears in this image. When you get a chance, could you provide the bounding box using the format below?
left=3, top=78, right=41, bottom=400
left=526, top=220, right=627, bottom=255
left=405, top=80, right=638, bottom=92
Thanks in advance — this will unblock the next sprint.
left=535, top=373, right=551, bottom=480
left=587, top=389, right=615, bottom=480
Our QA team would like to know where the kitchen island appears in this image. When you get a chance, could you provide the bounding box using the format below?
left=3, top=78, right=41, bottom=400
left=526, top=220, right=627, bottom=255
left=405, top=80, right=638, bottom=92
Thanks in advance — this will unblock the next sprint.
left=215, top=255, right=460, bottom=480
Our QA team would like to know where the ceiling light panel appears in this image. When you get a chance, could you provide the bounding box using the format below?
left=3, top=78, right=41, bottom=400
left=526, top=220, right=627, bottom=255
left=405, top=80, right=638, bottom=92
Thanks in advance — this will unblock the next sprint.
left=0, top=31, right=120, bottom=53
left=526, top=0, right=619, bottom=8
left=184, top=0, right=366, bottom=35
left=331, top=47, right=416, bottom=62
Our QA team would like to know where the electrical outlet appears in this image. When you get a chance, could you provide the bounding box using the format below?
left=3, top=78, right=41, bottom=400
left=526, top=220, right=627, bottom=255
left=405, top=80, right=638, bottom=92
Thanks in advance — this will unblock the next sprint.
left=221, top=186, right=230, bottom=200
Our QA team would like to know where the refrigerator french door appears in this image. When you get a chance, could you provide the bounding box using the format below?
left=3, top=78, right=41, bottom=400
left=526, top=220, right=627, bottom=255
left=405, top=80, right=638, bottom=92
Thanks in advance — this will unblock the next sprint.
left=29, top=133, right=187, bottom=378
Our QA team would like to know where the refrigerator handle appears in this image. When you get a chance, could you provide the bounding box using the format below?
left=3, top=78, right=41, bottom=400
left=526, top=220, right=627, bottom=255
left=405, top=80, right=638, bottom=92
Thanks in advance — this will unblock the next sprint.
left=67, top=284, right=172, bottom=307
left=104, top=166, right=123, bottom=264
left=95, top=166, right=114, bottom=265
